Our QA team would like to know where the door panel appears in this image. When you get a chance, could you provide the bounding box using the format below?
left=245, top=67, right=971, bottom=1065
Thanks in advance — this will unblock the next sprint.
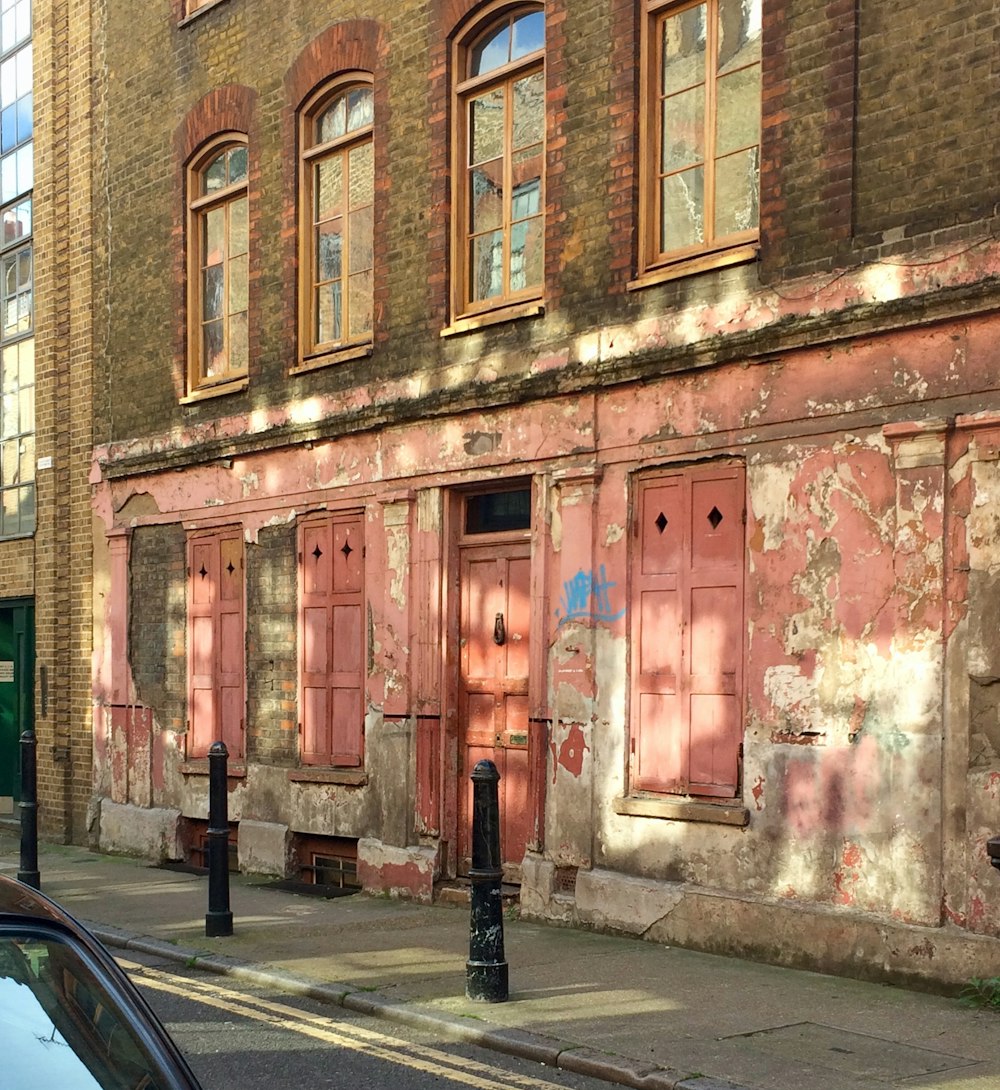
left=0, top=601, right=33, bottom=811
left=458, top=542, right=532, bottom=880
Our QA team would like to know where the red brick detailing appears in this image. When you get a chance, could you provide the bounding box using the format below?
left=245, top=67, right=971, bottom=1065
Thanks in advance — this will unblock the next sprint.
left=280, top=21, right=390, bottom=366
left=171, top=86, right=260, bottom=399
left=606, top=0, right=638, bottom=293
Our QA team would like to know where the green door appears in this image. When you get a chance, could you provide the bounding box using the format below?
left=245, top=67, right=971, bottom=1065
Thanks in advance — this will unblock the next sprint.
left=0, top=599, right=34, bottom=811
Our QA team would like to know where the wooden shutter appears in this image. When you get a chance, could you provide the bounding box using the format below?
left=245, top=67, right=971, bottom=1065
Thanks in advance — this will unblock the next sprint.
left=188, top=530, right=245, bottom=760
left=299, top=514, right=364, bottom=767
left=631, top=465, right=744, bottom=797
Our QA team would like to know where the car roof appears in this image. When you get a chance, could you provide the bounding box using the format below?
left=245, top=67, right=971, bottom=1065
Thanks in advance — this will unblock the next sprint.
left=0, top=871, right=74, bottom=926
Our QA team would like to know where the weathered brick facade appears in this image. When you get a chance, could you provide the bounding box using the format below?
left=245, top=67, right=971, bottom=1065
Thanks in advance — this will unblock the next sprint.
left=90, top=0, right=1000, bottom=988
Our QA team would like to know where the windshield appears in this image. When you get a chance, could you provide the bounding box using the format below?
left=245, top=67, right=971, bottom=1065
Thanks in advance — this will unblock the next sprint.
left=0, top=929, right=169, bottom=1090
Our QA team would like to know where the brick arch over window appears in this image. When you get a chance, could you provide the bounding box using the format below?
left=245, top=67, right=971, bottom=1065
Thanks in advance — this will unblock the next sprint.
left=427, top=0, right=567, bottom=327
left=282, top=20, right=389, bottom=368
left=172, top=86, right=259, bottom=402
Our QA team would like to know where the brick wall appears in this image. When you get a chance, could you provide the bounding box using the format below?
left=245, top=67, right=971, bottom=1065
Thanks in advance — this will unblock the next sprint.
left=129, top=525, right=187, bottom=738
left=246, top=524, right=298, bottom=764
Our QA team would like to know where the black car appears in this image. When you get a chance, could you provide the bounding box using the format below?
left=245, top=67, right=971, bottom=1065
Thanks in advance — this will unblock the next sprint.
left=0, top=872, right=203, bottom=1089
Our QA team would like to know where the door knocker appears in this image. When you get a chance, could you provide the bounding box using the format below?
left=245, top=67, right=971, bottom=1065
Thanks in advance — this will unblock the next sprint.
left=493, top=612, right=506, bottom=645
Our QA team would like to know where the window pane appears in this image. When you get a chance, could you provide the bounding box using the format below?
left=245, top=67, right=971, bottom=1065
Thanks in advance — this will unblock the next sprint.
left=661, top=4, right=706, bottom=97
left=317, top=96, right=347, bottom=144
left=662, top=84, right=705, bottom=172
left=348, top=142, right=373, bottom=210
left=316, top=219, right=343, bottom=281
left=16, top=336, right=30, bottom=383
left=716, top=64, right=760, bottom=157
left=661, top=167, right=704, bottom=251
left=510, top=215, right=542, bottom=292
left=229, top=195, right=248, bottom=256
left=348, top=269, right=373, bottom=338
left=511, top=11, right=544, bottom=59
left=202, top=264, right=223, bottom=320
left=1, top=104, right=13, bottom=152
left=714, top=146, right=759, bottom=236
left=511, top=171, right=540, bottom=221
left=229, top=310, right=248, bottom=371
left=15, top=91, right=30, bottom=143
left=203, top=207, right=224, bottom=265
left=470, top=22, right=510, bottom=77
left=469, top=159, right=502, bottom=233
left=227, top=144, right=247, bottom=184
left=229, top=252, right=247, bottom=314
left=202, top=319, right=224, bottom=377
left=512, top=70, right=543, bottom=150
left=315, top=156, right=344, bottom=221
left=2, top=198, right=30, bottom=247
left=346, top=87, right=373, bottom=133
left=718, top=0, right=761, bottom=73
left=202, top=152, right=227, bottom=193
left=471, top=230, right=503, bottom=302
left=316, top=281, right=343, bottom=344
left=470, top=87, right=504, bottom=165
left=13, top=139, right=29, bottom=194
left=348, top=205, right=373, bottom=273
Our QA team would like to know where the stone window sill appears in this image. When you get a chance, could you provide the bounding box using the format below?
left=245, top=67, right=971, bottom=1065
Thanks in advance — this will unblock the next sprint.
left=180, top=759, right=246, bottom=778
left=614, top=794, right=749, bottom=827
left=441, top=301, right=544, bottom=337
left=180, top=377, right=248, bottom=405
left=290, top=342, right=373, bottom=375
left=629, top=243, right=759, bottom=291
left=287, top=768, right=367, bottom=787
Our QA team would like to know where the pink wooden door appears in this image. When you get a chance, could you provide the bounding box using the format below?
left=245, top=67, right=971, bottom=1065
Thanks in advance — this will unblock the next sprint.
left=189, top=530, right=245, bottom=759
left=458, top=542, right=532, bottom=878
left=300, top=514, right=364, bottom=766
left=631, top=465, right=744, bottom=797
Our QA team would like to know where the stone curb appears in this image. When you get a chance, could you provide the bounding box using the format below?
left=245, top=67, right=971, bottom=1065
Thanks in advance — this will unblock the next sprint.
left=88, top=923, right=754, bottom=1090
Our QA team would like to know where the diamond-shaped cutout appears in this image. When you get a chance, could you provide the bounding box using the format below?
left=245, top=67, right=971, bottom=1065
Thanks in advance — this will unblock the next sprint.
left=341, top=541, right=353, bottom=558
left=654, top=512, right=668, bottom=534
left=707, top=506, right=723, bottom=530
left=226, top=561, right=235, bottom=575
left=312, top=544, right=323, bottom=560
left=199, top=564, right=208, bottom=579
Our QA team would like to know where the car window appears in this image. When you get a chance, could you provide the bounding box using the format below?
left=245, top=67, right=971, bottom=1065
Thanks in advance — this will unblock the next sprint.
left=0, top=930, right=169, bottom=1090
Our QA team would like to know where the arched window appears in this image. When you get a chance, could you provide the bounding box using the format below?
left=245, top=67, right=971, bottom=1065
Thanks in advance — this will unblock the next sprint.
left=187, top=136, right=249, bottom=393
left=299, top=79, right=374, bottom=361
left=454, top=6, right=544, bottom=317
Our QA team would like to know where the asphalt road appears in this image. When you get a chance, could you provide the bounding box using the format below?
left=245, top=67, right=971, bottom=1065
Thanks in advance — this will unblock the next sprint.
left=120, top=949, right=615, bottom=1090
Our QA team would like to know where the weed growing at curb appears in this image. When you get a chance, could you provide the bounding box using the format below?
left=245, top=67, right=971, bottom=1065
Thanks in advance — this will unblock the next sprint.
left=960, top=977, right=1000, bottom=1009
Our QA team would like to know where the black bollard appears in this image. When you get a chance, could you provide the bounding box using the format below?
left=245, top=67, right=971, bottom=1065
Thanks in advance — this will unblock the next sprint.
left=205, top=741, right=233, bottom=937
left=17, top=729, right=39, bottom=890
left=988, top=835, right=1000, bottom=873
left=466, top=758, right=508, bottom=1002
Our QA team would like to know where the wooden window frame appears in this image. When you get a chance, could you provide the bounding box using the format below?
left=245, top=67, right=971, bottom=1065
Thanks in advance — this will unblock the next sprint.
left=186, top=134, right=249, bottom=397
left=450, top=3, right=545, bottom=323
left=637, top=0, right=761, bottom=283
left=296, top=76, right=375, bottom=369
left=297, top=511, right=366, bottom=769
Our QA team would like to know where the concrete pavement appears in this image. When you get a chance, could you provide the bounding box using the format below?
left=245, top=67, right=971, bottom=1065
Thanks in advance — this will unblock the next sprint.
left=1, top=832, right=998, bottom=1090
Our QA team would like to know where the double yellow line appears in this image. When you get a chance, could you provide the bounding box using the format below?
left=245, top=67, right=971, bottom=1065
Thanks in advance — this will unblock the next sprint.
left=120, top=959, right=563, bottom=1090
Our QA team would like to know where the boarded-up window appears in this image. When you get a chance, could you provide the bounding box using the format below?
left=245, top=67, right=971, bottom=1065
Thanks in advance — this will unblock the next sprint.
left=188, top=529, right=245, bottom=759
left=299, top=513, right=365, bottom=766
left=630, top=464, right=745, bottom=798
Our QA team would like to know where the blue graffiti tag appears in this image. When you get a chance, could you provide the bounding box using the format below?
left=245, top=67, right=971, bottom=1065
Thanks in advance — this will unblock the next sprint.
left=555, top=565, right=625, bottom=626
